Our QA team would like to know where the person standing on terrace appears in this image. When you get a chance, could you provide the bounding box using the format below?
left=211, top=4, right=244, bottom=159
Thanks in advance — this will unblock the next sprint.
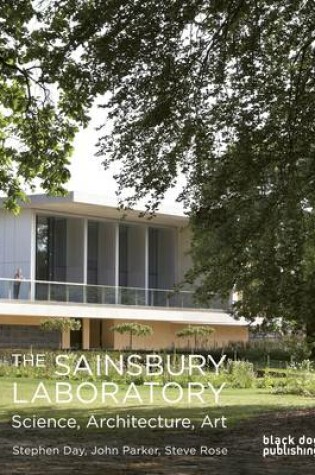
left=13, top=268, right=23, bottom=299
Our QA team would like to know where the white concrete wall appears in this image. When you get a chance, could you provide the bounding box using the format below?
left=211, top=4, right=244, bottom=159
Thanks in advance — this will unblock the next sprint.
left=0, top=209, right=33, bottom=279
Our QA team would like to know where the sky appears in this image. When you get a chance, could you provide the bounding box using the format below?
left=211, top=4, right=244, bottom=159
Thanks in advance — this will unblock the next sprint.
left=67, top=104, right=185, bottom=216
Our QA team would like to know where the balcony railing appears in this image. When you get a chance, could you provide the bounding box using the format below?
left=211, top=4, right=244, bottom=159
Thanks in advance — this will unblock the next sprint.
left=0, top=277, right=229, bottom=311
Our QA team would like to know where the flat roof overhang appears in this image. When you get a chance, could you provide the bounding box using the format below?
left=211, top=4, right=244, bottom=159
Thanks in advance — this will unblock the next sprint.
left=1, top=191, right=188, bottom=227
left=0, top=301, right=247, bottom=327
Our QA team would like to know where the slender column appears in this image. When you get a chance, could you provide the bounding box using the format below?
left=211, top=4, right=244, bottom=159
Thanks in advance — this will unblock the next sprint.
left=114, top=223, right=119, bottom=304
left=82, top=318, right=90, bottom=350
left=62, top=328, right=71, bottom=349
left=83, top=218, right=88, bottom=284
left=83, top=218, right=88, bottom=303
left=145, top=226, right=149, bottom=305
left=30, top=211, right=36, bottom=300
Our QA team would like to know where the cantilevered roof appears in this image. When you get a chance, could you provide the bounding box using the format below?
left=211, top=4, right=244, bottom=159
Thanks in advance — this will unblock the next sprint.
left=6, top=191, right=188, bottom=226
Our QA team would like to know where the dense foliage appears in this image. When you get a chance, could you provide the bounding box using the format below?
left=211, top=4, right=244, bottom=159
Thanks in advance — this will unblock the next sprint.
left=0, top=2, right=84, bottom=211
left=2, top=2, right=315, bottom=332
left=39, top=1, right=315, bottom=329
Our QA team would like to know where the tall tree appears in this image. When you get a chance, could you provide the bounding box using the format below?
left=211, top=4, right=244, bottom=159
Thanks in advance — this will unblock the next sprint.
left=0, top=1, right=85, bottom=212
left=5, top=2, right=315, bottom=334
left=40, top=318, right=81, bottom=349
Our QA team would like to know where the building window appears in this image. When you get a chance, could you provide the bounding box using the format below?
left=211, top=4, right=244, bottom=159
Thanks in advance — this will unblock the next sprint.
left=149, top=228, right=159, bottom=289
left=87, top=221, right=99, bottom=285
left=119, top=225, right=128, bottom=287
left=36, top=216, right=67, bottom=282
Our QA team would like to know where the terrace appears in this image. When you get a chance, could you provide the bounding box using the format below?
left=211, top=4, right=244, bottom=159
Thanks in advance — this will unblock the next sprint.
left=0, top=277, right=228, bottom=311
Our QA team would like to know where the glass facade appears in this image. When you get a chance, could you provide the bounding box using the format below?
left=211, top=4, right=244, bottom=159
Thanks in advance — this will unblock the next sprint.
left=148, top=227, right=176, bottom=306
left=149, top=228, right=159, bottom=289
left=0, top=212, right=230, bottom=312
left=149, top=227, right=175, bottom=289
left=36, top=216, right=67, bottom=282
left=35, top=215, right=84, bottom=301
left=35, top=215, right=177, bottom=304
left=36, top=216, right=67, bottom=301
left=119, top=225, right=128, bottom=287
left=87, top=221, right=99, bottom=285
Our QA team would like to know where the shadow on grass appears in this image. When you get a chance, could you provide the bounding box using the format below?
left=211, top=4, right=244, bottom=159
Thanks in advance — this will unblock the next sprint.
left=1, top=405, right=315, bottom=475
left=0, top=401, right=292, bottom=437
left=1, top=378, right=315, bottom=474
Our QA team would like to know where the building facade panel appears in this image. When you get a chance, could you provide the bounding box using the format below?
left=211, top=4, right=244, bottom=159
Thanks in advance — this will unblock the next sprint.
left=110, top=320, right=248, bottom=350
left=0, top=209, right=33, bottom=281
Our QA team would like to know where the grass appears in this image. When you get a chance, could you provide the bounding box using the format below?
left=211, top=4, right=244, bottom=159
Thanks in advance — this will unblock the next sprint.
left=1, top=377, right=315, bottom=430
left=1, top=377, right=315, bottom=474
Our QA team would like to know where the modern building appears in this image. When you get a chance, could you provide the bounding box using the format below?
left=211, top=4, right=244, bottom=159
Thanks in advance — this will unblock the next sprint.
left=0, top=192, right=248, bottom=350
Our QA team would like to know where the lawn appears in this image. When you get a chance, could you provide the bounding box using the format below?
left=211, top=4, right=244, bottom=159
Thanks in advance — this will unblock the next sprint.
left=1, top=377, right=315, bottom=427
left=1, top=377, right=315, bottom=474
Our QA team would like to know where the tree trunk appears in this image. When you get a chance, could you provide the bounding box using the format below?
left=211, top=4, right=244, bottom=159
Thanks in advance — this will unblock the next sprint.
left=306, top=319, right=315, bottom=359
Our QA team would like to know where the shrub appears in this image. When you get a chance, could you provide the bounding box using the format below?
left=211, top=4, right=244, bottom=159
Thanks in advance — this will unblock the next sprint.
left=224, top=360, right=255, bottom=388
left=268, top=359, right=315, bottom=396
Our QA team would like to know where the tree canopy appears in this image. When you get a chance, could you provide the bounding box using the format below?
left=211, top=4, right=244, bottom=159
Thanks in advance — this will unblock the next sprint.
left=111, top=323, right=153, bottom=349
left=2, top=1, right=315, bottom=331
left=0, top=1, right=83, bottom=212
left=176, top=325, right=214, bottom=350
